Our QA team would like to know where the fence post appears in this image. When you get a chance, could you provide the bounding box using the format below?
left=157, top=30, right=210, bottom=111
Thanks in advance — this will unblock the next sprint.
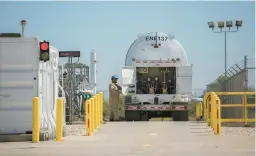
left=85, top=100, right=92, bottom=136
left=56, top=98, right=64, bottom=141
left=32, top=97, right=40, bottom=143
left=244, top=55, right=248, bottom=91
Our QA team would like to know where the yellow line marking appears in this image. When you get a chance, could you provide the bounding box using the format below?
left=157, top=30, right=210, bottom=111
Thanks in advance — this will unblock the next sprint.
left=149, top=133, right=158, bottom=136
left=141, top=144, right=152, bottom=147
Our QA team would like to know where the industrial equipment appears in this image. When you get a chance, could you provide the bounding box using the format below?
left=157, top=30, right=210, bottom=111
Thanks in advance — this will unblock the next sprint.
left=58, top=50, right=96, bottom=124
left=122, top=32, right=193, bottom=121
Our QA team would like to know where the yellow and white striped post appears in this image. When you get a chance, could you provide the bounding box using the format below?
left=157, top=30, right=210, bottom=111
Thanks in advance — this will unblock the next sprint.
left=85, top=100, right=92, bottom=136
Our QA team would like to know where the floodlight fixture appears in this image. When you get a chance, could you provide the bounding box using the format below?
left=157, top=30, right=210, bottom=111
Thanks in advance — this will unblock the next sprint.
left=226, top=21, right=233, bottom=28
left=235, top=20, right=242, bottom=27
left=208, top=21, right=215, bottom=28
left=218, top=21, right=225, bottom=28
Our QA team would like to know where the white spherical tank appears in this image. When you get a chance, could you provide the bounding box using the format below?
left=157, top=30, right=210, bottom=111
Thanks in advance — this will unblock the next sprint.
left=125, top=32, right=188, bottom=66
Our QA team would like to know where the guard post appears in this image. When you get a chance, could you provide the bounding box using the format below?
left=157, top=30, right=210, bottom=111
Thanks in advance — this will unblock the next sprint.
left=210, top=94, right=217, bottom=129
left=94, top=97, right=97, bottom=130
left=96, top=94, right=100, bottom=128
left=85, top=100, right=92, bottom=136
left=56, top=98, right=64, bottom=141
left=196, top=102, right=203, bottom=120
left=32, top=97, right=40, bottom=143
left=91, top=97, right=95, bottom=133
left=99, top=92, right=103, bottom=124
left=214, top=97, right=221, bottom=135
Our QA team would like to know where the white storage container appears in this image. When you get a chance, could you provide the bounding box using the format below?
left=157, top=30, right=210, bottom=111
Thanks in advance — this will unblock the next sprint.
left=0, top=37, right=63, bottom=137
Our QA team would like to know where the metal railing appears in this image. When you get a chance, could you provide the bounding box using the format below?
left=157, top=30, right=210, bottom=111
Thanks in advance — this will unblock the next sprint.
left=203, top=92, right=256, bottom=135
left=206, top=56, right=255, bottom=121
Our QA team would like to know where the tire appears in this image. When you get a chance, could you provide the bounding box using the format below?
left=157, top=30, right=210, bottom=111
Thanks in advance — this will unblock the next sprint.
left=172, top=111, right=189, bottom=121
left=125, top=110, right=141, bottom=121
left=140, top=111, right=149, bottom=121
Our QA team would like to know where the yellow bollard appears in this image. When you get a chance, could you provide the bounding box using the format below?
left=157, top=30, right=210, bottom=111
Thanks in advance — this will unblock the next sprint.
left=97, top=94, right=100, bottom=127
left=98, top=94, right=100, bottom=127
left=215, top=97, right=221, bottom=135
left=91, top=97, right=95, bottom=132
left=95, top=94, right=99, bottom=128
left=196, top=102, right=203, bottom=120
left=85, top=100, right=92, bottom=136
left=211, top=95, right=217, bottom=131
left=207, top=95, right=211, bottom=126
left=99, top=92, right=103, bottom=124
left=94, top=97, right=97, bottom=130
left=203, top=93, right=208, bottom=121
left=56, top=98, right=64, bottom=141
left=32, top=97, right=40, bottom=143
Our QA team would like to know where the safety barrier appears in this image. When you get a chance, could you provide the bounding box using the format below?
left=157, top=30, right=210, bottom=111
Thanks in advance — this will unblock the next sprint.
left=32, top=97, right=64, bottom=143
left=32, top=92, right=103, bottom=142
left=32, top=97, right=40, bottom=143
left=195, top=101, right=203, bottom=120
left=85, top=92, right=103, bottom=136
left=203, top=92, right=256, bottom=135
left=203, top=92, right=222, bottom=135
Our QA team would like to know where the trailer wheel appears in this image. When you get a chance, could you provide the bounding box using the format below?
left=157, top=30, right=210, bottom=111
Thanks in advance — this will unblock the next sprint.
left=172, top=111, right=189, bottom=121
left=125, top=110, right=141, bottom=121
left=140, top=111, right=149, bottom=121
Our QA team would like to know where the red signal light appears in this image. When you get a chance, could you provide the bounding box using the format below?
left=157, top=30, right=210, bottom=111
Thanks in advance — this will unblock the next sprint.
left=40, top=42, right=49, bottom=51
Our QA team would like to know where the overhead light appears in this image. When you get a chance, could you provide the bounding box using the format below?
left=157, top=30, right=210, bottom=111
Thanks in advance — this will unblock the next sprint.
left=226, top=21, right=233, bottom=27
left=208, top=21, right=215, bottom=28
left=218, top=21, right=225, bottom=28
left=20, top=20, right=27, bottom=26
left=235, top=20, right=242, bottom=27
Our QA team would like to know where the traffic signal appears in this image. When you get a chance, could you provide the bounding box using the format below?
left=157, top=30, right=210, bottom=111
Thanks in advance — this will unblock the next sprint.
left=39, top=41, right=50, bottom=62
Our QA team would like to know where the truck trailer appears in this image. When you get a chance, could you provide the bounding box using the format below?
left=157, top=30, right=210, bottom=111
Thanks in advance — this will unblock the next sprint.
left=122, top=32, right=192, bottom=121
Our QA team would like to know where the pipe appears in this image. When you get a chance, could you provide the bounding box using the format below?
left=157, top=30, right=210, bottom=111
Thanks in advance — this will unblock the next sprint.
left=90, top=49, right=97, bottom=94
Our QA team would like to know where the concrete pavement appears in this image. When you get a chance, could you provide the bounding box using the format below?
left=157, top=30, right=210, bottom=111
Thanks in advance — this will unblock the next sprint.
left=0, top=121, right=255, bottom=156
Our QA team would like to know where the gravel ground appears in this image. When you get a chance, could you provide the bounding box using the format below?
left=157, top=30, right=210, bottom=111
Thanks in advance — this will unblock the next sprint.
left=221, top=127, right=255, bottom=136
left=65, top=122, right=255, bottom=137
left=65, top=125, right=86, bottom=136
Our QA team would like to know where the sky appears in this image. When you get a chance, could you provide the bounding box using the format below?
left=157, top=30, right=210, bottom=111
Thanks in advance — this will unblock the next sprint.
left=0, top=1, right=255, bottom=93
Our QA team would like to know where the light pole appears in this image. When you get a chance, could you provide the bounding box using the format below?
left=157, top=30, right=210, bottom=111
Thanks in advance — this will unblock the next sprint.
left=207, top=20, right=242, bottom=78
left=20, top=20, right=27, bottom=37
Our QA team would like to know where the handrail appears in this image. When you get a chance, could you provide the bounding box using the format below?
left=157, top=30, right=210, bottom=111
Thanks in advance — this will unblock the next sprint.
left=203, top=92, right=256, bottom=135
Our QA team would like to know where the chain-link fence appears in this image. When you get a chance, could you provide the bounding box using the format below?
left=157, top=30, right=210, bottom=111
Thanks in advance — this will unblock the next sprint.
left=206, top=56, right=255, bottom=125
